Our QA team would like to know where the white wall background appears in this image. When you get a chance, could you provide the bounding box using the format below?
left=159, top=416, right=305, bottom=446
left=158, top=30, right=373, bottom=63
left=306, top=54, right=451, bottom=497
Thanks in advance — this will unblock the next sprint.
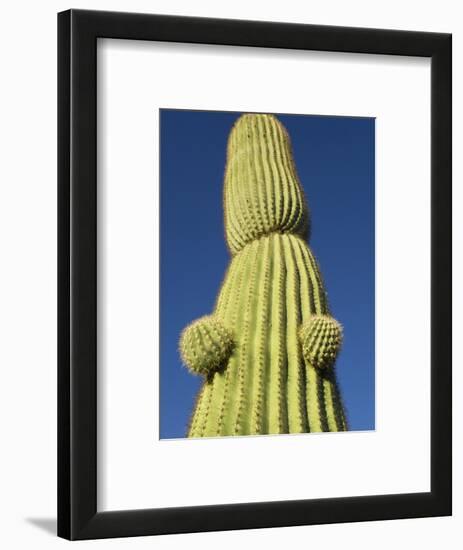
left=0, top=1, right=459, bottom=548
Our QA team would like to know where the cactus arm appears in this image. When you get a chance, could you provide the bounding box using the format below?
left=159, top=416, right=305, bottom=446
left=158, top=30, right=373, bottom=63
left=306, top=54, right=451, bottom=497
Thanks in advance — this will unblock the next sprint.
left=299, top=315, right=343, bottom=371
left=179, top=315, right=234, bottom=377
left=299, top=314, right=344, bottom=432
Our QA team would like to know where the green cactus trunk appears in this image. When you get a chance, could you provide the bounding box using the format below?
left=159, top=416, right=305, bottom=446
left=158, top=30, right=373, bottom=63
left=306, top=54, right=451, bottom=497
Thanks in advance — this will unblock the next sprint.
left=181, top=113, right=348, bottom=437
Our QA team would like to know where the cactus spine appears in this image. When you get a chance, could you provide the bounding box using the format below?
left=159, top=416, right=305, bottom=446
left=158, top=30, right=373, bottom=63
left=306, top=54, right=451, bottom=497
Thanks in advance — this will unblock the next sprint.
left=180, top=113, right=347, bottom=437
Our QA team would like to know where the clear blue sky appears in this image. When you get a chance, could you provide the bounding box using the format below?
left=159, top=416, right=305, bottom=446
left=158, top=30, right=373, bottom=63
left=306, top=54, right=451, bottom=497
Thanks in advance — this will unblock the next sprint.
left=160, top=109, right=375, bottom=439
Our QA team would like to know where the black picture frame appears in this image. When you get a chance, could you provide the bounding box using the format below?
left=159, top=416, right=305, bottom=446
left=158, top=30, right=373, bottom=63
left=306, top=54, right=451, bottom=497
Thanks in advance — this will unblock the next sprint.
left=58, top=9, right=452, bottom=541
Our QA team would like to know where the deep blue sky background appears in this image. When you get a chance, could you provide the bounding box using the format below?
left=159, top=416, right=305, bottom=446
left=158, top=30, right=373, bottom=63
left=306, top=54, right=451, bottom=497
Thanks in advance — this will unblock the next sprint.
left=160, top=109, right=375, bottom=439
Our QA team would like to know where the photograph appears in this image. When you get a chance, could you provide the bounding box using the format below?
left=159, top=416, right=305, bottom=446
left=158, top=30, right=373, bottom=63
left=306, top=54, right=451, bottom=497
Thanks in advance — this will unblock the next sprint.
left=160, top=109, right=375, bottom=439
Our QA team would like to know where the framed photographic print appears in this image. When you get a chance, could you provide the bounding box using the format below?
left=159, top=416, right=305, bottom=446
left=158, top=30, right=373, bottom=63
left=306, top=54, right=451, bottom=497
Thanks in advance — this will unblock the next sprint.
left=58, top=9, right=452, bottom=540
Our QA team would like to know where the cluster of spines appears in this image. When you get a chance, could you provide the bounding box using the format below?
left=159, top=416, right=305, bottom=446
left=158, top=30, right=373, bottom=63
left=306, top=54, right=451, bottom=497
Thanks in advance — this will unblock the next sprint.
left=187, top=233, right=347, bottom=437
left=224, top=114, right=309, bottom=255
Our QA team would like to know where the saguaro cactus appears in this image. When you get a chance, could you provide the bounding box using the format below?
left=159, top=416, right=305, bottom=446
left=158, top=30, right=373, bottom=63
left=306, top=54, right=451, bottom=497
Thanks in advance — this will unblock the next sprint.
left=180, top=113, right=347, bottom=437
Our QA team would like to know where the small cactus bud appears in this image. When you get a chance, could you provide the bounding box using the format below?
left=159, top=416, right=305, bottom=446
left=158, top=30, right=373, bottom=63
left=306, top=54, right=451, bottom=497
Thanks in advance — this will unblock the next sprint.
left=180, top=316, right=234, bottom=376
left=299, top=315, right=343, bottom=370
